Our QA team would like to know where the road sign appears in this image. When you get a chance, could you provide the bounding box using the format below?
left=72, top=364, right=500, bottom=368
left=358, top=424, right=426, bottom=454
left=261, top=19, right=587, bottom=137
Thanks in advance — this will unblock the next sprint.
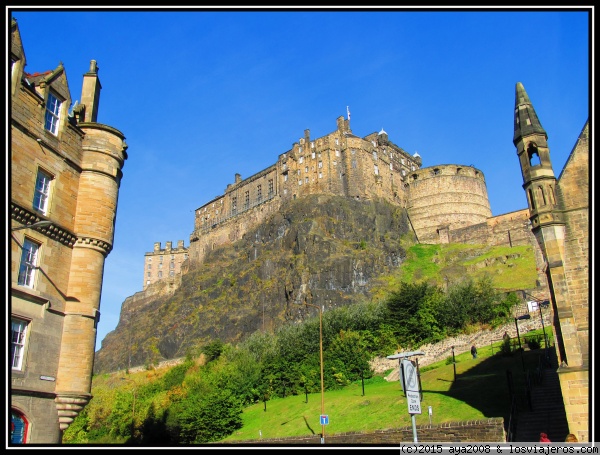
left=406, top=390, right=422, bottom=414
left=402, top=359, right=419, bottom=392
left=320, top=415, right=329, bottom=425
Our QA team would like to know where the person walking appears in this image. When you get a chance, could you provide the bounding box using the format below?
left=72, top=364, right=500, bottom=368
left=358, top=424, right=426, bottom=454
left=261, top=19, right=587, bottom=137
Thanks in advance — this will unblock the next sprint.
left=471, top=345, right=477, bottom=359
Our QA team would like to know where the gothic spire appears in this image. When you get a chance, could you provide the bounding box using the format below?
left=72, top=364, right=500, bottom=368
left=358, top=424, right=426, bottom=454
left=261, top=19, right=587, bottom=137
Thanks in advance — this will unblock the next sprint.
left=513, top=82, right=547, bottom=145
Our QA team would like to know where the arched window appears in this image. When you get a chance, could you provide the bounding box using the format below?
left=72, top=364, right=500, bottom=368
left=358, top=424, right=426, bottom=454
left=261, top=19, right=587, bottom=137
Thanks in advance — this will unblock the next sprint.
left=527, top=143, right=541, bottom=166
left=538, top=186, right=546, bottom=205
left=11, top=410, right=28, bottom=444
left=528, top=188, right=536, bottom=209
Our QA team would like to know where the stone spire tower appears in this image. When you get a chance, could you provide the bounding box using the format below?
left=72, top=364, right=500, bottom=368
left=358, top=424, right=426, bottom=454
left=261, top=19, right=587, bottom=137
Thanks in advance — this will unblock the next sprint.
left=513, top=82, right=562, bottom=230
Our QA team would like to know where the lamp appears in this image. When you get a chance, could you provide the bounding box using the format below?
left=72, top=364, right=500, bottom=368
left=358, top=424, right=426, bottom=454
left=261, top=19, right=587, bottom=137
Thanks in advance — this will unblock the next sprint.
left=520, top=291, right=550, bottom=352
left=297, top=302, right=325, bottom=445
left=514, top=314, right=531, bottom=371
left=11, top=220, right=52, bottom=232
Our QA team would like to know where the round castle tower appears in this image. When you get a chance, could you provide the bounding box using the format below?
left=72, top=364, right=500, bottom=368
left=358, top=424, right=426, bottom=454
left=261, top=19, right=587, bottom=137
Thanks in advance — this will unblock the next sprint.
left=406, top=164, right=492, bottom=243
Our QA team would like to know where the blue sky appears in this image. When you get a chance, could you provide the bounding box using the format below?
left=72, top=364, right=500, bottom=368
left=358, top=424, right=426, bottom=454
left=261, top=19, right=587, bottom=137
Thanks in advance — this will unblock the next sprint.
left=8, top=7, right=591, bottom=351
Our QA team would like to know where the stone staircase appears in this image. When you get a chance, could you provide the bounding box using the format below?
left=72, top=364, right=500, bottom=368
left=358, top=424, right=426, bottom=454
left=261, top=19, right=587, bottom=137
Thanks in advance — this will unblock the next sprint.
left=514, top=350, right=570, bottom=442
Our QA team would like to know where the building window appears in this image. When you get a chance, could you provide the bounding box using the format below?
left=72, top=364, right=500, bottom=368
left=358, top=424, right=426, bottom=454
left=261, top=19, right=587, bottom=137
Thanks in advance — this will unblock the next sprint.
left=268, top=179, right=273, bottom=197
left=232, top=196, right=237, bottom=215
left=257, top=185, right=262, bottom=202
left=33, top=169, right=52, bottom=215
left=169, top=271, right=174, bottom=277
left=158, top=271, right=163, bottom=278
left=305, top=166, right=309, bottom=173
left=318, top=161, right=323, bottom=168
left=159, top=263, right=162, bottom=269
left=335, top=150, right=340, bottom=157
left=352, top=160, right=357, bottom=169
left=159, top=256, right=163, bottom=262
left=146, top=280, right=150, bottom=285
left=373, top=151, right=378, bottom=160
left=147, top=272, right=151, bottom=278
left=147, top=264, right=151, bottom=270
left=283, top=172, right=288, bottom=182
left=244, top=190, right=250, bottom=209
left=299, top=156, right=304, bottom=164
left=305, top=177, right=309, bottom=184
left=318, top=172, right=322, bottom=179
left=298, top=179, right=302, bottom=186
left=170, top=262, right=175, bottom=269
left=44, top=92, right=62, bottom=135
left=18, top=239, right=40, bottom=288
left=390, top=163, right=393, bottom=170
left=11, top=318, right=29, bottom=370
left=374, top=165, right=379, bottom=175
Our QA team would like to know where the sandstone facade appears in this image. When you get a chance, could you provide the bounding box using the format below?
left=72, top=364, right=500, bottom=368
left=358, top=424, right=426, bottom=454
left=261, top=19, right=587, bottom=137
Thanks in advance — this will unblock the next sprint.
left=10, top=20, right=127, bottom=444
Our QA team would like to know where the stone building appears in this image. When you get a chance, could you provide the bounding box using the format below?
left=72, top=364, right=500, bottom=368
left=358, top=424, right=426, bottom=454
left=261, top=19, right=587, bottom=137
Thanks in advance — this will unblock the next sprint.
left=142, top=240, right=188, bottom=290
left=10, top=19, right=127, bottom=444
left=512, top=82, right=589, bottom=441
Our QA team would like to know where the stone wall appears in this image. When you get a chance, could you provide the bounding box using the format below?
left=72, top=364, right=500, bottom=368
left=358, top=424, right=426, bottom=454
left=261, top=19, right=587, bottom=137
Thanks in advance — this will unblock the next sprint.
left=219, top=418, right=505, bottom=444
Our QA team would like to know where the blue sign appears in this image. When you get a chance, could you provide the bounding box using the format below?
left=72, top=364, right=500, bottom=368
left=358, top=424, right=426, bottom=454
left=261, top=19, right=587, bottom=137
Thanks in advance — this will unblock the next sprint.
left=320, top=414, right=329, bottom=425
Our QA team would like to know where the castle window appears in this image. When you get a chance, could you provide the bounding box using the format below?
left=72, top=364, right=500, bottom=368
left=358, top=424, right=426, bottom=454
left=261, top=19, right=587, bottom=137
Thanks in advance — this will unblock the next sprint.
left=159, top=256, right=163, bottom=262
left=311, top=142, right=315, bottom=149
left=318, top=161, right=323, bottom=169
left=412, top=174, right=418, bottom=180
left=335, top=138, right=339, bottom=145
left=159, top=263, right=162, bottom=269
left=401, top=158, right=405, bottom=164
left=402, top=169, right=406, bottom=176
left=148, top=264, right=151, bottom=270
left=257, top=185, right=262, bottom=202
left=411, top=165, right=415, bottom=171
left=390, top=163, right=393, bottom=170
left=44, top=92, right=62, bottom=135
left=352, top=159, right=357, bottom=169
left=351, top=149, right=356, bottom=155
left=299, top=146, right=303, bottom=153
left=305, top=166, right=309, bottom=173
left=146, top=280, right=150, bottom=285
left=299, top=156, right=304, bottom=164
left=148, top=258, right=152, bottom=262
left=158, top=271, right=163, bottom=278
left=390, top=152, right=394, bottom=159
left=171, top=254, right=175, bottom=259
left=11, top=318, right=29, bottom=370
left=298, top=179, right=302, bottom=186
left=305, top=177, right=309, bottom=184
left=457, top=167, right=462, bottom=174
left=283, top=172, right=288, bottom=182
left=244, top=190, right=250, bottom=209
left=170, top=271, right=174, bottom=277
left=333, top=161, right=337, bottom=166
left=297, top=170, right=301, bottom=176
left=18, top=238, right=41, bottom=288
left=374, top=164, right=379, bottom=175
left=170, top=262, right=175, bottom=269
left=319, top=172, right=322, bottom=179
left=147, top=272, right=151, bottom=278
left=312, top=152, right=316, bottom=159
left=433, top=168, right=440, bottom=175
left=335, top=150, right=340, bottom=157
left=282, top=163, right=287, bottom=171
left=373, top=151, right=378, bottom=160
left=33, top=168, right=53, bottom=215
left=231, top=196, right=237, bottom=215
left=268, top=179, right=273, bottom=197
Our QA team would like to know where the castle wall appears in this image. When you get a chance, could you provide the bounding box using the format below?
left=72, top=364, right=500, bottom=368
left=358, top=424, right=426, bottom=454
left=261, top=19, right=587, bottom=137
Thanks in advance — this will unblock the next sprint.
left=183, top=118, right=422, bottom=270
left=143, top=240, right=189, bottom=291
left=406, top=165, right=492, bottom=244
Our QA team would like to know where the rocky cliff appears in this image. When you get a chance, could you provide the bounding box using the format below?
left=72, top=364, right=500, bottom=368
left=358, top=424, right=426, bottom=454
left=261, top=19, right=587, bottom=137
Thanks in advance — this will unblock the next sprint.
left=94, top=195, right=414, bottom=373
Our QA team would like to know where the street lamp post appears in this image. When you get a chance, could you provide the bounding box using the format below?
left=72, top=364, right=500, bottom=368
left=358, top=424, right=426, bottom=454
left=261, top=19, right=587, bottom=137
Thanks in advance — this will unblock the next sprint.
left=11, top=220, right=52, bottom=232
left=514, top=314, right=531, bottom=371
left=297, top=302, right=325, bottom=445
left=521, top=291, right=550, bottom=353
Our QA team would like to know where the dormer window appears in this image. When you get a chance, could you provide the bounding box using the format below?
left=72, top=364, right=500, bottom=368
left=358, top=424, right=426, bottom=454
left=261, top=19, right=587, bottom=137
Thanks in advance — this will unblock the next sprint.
left=44, top=92, right=62, bottom=135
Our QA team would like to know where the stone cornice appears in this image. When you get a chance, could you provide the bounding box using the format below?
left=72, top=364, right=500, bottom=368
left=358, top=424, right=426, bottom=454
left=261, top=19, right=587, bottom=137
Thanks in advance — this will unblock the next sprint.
left=11, top=202, right=77, bottom=247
